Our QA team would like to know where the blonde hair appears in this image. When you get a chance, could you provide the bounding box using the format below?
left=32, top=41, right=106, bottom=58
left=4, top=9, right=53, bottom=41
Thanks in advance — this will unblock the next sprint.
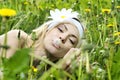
left=29, top=22, right=48, bottom=50
left=30, top=20, right=84, bottom=50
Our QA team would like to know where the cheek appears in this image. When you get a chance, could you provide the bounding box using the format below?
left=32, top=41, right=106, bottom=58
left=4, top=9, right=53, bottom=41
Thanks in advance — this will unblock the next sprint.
left=64, top=39, right=74, bottom=48
left=62, top=42, right=73, bottom=53
left=43, top=31, right=59, bottom=48
left=45, top=32, right=55, bottom=40
left=46, top=29, right=59, bottom=38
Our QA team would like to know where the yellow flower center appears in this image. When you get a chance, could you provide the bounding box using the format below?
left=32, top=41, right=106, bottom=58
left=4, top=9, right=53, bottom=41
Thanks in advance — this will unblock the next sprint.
left=61, top=15, right=66, bottom=19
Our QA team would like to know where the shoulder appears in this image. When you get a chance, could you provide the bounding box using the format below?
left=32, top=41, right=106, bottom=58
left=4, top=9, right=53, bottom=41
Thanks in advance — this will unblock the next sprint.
left=0, top=29, right=29, bottom=43
left=8, top=29, right=28, bottom=37
left=2, top=30, right=29, bottom=40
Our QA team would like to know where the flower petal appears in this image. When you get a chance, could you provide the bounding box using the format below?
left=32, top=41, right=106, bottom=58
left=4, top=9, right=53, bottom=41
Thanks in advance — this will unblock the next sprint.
left=49, top=8, right=79, bottom=21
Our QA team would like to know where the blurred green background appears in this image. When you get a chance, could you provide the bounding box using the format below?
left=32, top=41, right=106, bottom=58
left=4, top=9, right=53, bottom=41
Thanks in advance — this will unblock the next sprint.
left=0, top=0, right=120, bottom=80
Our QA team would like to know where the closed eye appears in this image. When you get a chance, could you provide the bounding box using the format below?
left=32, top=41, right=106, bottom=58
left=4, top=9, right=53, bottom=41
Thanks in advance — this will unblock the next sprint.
left=58, top=27, right=63, bottom=33
left=69, top=39, right=75, bottom=45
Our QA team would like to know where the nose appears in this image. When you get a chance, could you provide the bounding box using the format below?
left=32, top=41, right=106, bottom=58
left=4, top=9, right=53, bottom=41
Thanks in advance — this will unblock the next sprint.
left=59, top=33, right=68, bottom=44
left=59, top=37, right=65, bottom=43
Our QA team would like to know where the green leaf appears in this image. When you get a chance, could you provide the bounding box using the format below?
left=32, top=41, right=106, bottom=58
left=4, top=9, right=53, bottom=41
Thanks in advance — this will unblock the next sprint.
left=111, top=47, right=120, bottom=80
left=3, top=48, right=31, bottom=79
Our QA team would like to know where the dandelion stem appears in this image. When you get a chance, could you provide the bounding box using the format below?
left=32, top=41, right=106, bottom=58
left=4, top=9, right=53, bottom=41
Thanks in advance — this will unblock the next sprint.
left=106, top=61, right=111, bottom=80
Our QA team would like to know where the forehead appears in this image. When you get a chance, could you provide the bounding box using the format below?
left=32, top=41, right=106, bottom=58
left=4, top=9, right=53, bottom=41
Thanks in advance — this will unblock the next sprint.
left=58, top=23, right=79, bottom=37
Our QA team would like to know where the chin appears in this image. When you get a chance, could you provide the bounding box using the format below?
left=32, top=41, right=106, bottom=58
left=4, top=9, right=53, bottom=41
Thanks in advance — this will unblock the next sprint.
left=48, top=49, right=65, bottom=58
left=44, top=42, right=64, bottom=58
left=46, top=47, right=63, bottom=58
left=45, top=45, right=57, bottom=54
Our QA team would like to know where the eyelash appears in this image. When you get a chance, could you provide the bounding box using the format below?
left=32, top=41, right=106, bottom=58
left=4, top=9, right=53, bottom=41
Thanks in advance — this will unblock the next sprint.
left=58, top=27, right=75, bottom=45
left=58, top=28, right=63, bottom=33
left=69, top=39, right=75, bottom=45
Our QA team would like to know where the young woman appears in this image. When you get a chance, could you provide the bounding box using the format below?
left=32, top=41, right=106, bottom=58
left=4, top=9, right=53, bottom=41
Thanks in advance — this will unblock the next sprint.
left=0, top=8, right=84, bottom=67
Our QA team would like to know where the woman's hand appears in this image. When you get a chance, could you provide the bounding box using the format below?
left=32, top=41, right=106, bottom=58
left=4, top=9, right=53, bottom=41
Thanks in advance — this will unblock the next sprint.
left=62, top=48, right=81, bottom=70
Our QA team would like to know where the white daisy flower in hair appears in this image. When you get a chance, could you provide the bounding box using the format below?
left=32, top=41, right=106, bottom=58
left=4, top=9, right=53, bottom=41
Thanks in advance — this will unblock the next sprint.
left=49, top=8, right=79, bottom=21
left=48, top=8, right=84, bottom=41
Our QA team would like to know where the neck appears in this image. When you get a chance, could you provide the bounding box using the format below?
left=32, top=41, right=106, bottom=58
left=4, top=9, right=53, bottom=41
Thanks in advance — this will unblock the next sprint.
left=34, top=47, right=46, bottom=57
left=34, top=45, right=59, bottom=62
left=33, top=45, right=60, bottom=67
left=45, top=50, right=59, bottom=62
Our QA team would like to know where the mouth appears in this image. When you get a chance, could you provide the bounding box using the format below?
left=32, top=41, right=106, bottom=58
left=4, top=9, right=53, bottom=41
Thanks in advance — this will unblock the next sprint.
left=52, top=42, right=60, bottom=49
left=52, top=39, right=61, bottom=49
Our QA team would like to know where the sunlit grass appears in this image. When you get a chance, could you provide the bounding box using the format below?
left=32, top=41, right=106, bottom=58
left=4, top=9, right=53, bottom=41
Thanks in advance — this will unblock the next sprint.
left=0, top=0, right=120, bottom=80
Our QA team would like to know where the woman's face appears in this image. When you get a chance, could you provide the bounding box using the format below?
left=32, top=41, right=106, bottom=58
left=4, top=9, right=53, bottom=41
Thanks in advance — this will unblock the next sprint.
left=43, top=23, right=79, bottom=58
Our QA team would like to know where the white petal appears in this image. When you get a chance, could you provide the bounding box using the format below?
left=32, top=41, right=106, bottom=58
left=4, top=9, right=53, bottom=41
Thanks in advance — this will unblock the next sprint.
left=61, top=8, right=66, bottom=12
left=50, top=10, right=55, bottom=16
left=55, top=9, right=60, bottom=14
left=67, top=9, right=72, bottom=13
left=48, top=8, right=79, bottom=21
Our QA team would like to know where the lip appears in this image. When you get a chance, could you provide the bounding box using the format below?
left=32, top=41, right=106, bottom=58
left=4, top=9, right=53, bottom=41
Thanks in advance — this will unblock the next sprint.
left=52, top=41, right=60, bottom=49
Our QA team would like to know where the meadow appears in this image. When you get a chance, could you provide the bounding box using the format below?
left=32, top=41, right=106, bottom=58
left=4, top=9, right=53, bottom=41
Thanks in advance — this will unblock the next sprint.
left=0, top=0, right=120, bottom=80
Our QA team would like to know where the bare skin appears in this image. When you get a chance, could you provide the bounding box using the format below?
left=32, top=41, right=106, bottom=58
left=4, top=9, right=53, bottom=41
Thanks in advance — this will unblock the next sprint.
left=0, top=23, right=81, bottom=68
left=0, top=30, right=32, bottom=58
left=43, top=23, right=79, bottom=58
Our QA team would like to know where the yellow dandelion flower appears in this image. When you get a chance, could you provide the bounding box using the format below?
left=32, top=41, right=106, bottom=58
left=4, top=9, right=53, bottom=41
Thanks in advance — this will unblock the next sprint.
left=32, top=66, right=38, bottom=72
left=85, top=9, right=91, bottom=12
left=114, top=41, right=120, bottom=45
left=116, top=6, right=120, bottom=9
left=51, top=4, right=54, bottom=7
left=24, top=1, right=29, bottom=5
left=107, top=24, right=114, bottom=28
left=102, top=9, right=111, bottom=13
left=38, top=6, right=43, bottom=10
left=114, top=32, right=120, bottom=36
left=0, top=8, right=16, bottom=17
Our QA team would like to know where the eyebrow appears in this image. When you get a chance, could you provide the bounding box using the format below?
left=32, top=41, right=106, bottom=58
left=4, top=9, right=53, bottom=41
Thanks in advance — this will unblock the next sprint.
left=63, top=24, right=68, bottom=31
left=71, top=34, right=77, bottom=39
left=63, top=24, right=78, bottom=39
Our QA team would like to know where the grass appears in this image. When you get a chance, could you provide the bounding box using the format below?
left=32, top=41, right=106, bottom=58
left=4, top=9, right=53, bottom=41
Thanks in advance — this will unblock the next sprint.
left=0, top=0, right=120, bottom=80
